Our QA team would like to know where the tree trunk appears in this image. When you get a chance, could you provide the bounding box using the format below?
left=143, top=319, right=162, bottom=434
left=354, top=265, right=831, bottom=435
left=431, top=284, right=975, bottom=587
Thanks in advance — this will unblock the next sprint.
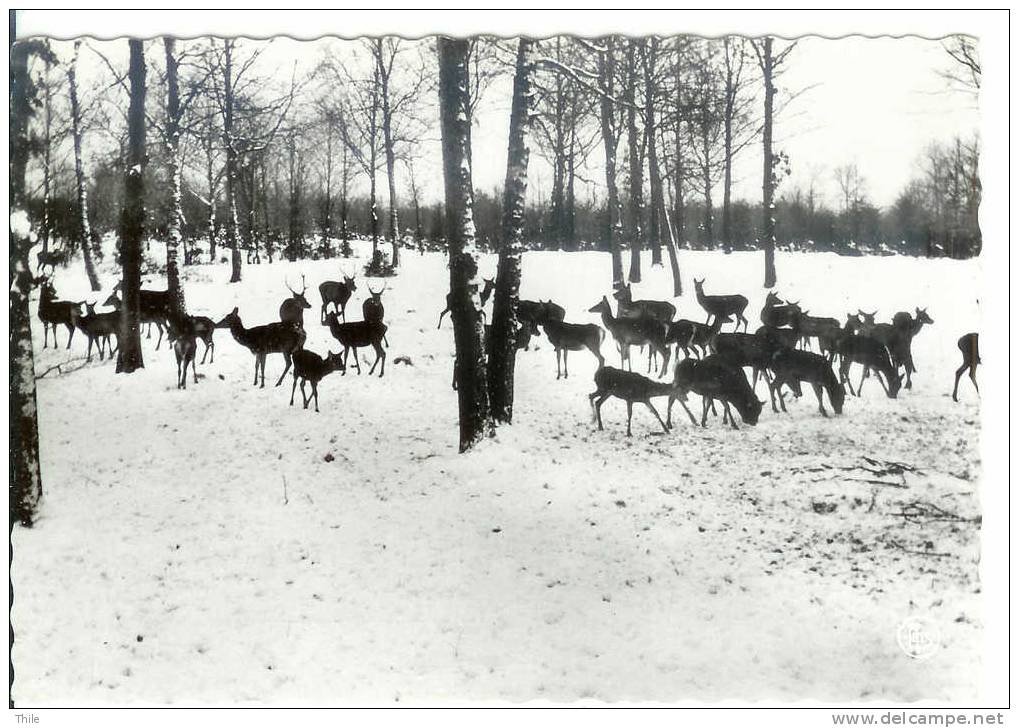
left=761, top=37, right=777, bottom=288
left=163, top=39, right=187, bottom=319
left=205, top=132, right=217, bottom=262
left=41, top=66, right=53, bottom=253
left=222, top=41, right=243, bottom=283
left=116, top=39, right=146, bottom=374
left=673, top=42, right=686, bottom=249
left=597, top=38, right=624, bottom=288
left=661, top=204, right=683, bottom=297
left=321, top=122, right=334, bottom=257
left=438, top=37, right=490, bottom=451
left=701, top=122, right=713, bottom=247
left=625, top=41, right=644, bottom=284
left=68, top=41, right=101, bottom=291
left=377, top=41, right=400, bottom=268
left=10, top=38, right=44, bottom=527
left=487, top=38, right=533, bottom=425
left=642, top=40, right=662, bottom=266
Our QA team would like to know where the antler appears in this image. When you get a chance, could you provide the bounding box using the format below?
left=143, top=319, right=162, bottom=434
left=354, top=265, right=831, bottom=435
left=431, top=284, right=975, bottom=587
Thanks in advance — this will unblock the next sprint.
left=299, top=273, right=307, bottom=294
left=285, top=276, right=296, bottom=295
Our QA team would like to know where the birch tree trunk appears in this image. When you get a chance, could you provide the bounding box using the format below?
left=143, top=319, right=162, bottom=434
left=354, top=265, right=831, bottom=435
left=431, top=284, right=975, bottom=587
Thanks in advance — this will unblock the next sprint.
left=625, top=41, right=644, bottom=284
left=760, top=37, right=777, bottom=288
left=116, top=39, right=146, bottom=374
left=377, top=40, right=400, bottom=268
left=68, top=41, right=101, bottom=291
left=643, top=39, right=664, bottom=268
left=41, top=61, right=53, bottom=253
left=487, top=38, right=533, bottom=424
left=222, top=41, right=243, bottom=283
left=438, top=37, right=490, bottom=451
left=10, top=39, right=44, bottom=526
left=163, top=38, right=187, bottom=318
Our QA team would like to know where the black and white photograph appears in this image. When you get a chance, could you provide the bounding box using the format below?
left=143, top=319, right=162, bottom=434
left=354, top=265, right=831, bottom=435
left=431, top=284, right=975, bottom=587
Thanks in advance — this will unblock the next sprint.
left=8, top=8, right=1010, bottom=715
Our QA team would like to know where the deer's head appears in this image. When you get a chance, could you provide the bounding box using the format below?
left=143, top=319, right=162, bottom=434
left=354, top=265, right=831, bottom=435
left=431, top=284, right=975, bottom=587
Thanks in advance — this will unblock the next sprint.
left=343, top=275, right=357, bottom=292
left=916, top=307, right=934, bottom=326
left=286, top=275, right=311, bottom=309
left=367, top=281, right=387, bottom=303
left=764, top=291, right=783, bottom=307
left=102, top=292, right=121, bottom=310
left=216, top=307, right=241, bottom=329
left=612, top=283, right=632, bottom=302
left=588, top=296, right=612, bottom=315
left=325, top=350, right=346, bottom=373
left=857, top=310, right=877, bottom=325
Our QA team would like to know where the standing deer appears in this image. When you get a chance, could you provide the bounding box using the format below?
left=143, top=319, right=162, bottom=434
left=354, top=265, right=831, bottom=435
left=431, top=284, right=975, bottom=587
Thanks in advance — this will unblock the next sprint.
left=769, top=348, right=845, bottom=417
left=362, top=282, right=390, bottom=346
left=834, top=328, right=902, bottom=398
left=437, top=277, right=495, bottom=329
left=540, top=319, right=604, bottom=380
left=165, top=316, right=198, bottom=389
left=669, top=356, right=764, bottom=429
left=69, top=302, right=119, bottom=362
left=37, top=279, right=83, bottom=349
left=588, top=365, right=677, bottom=436
left=694, top=278, right=749, bottom=332
left=711, top=329, right=787, bottom=398
left=290, top=349, right=346, bottom=412
left=613, top=284, right=676, bottom=323
left=36, top=248, right=68, bottom=274
left=216, top=307, right=306, bottom=388
left=589, top=296, right=670, bottom=377
left=952, top=332, right=979, bottom=402
left=760, top=291, right=801, bottom=329
left=280, top=274, right=311, bottom=328
left=890, top=307, right=934, bottom=389
left=324, top=312, right=388, bottom=377
left=319, top=273, right=357, bottom=323
left=103, top=291, right=170, bottom=350
left=113, top=280, right=172, bottom=346
left=797, top=312, right=842, bottom=354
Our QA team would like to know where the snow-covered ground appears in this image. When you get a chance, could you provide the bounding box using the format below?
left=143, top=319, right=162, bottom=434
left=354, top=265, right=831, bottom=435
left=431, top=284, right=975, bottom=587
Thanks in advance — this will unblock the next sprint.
left=11, top=241, right=984, bottom=704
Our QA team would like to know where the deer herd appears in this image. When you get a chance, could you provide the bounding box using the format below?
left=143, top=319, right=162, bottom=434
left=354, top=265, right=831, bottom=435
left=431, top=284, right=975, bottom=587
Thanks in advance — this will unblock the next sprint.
left=34, top=261, right=979, bottom=432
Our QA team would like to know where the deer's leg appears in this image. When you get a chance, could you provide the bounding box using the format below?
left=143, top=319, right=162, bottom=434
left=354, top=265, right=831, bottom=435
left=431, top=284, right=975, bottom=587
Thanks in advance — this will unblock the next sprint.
left=276, top=352, right=293, bottom=387
left=300, top=380, right=309, bottom=409
left=290, top=373, right=299, bottom=406
left=191, top=352, right=198, bottom=383
left=725, top=402, right=739, bottom=430
left=952, top=365, right=965, bottom=401
left=312, top=381, right=320, bottom=412
left=555, top=348, right=562, bottom=380
left=645, top=400, right=669, bottom=434
left=252, top=354, right=260, bottom=386
left=594, top=395, right=608, bottom=430
left=352, top=347, right=362, bottom=375
left=970, top=364, right=979, bottom=394
left=700, top=397, right=710, bottom=427
left=625, top=401, right=633, bottom=437
left=812, top=383, right=828, bottom=417
left=156, top=323, right=165, bottom=351
left=563, top=349, right=569, bottom=379
left=675, top=394, right=699, bottom=427
left=66, top=323, right=75, bottom=349
left=43, top=324, right=49, bottom=349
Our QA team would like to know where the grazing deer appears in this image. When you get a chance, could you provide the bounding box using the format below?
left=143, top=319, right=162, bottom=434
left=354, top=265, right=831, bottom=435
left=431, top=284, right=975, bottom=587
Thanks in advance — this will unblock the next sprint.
left=103, top=291, right=170, bottom=350
left=165, top=316, right=198, bottom=389
left=290, top=348, right=346, bottom=412
left=437, top=277, right=495, bottom=330
left=613, top=283, right=676, bottom=323
left=37, top=279, right=83, bottom=349
left=834, top=328, right=901, bottom=398
left=694, top=278, right=749, bottom=332
left=711, top=330, right=787, bottom=398
left=754, top=324, right=799, bottom=351
left=588, top=365, right=676, bottom=436
left=324, top=312, right=388, bottom=377
left=280, top=274, right=312, bottom=328
left=952, top=332, right=979, bottom=402
left=540, top=319, right=604, bottom=380
left=669, top=355, right=764, bottom=429
left=589, top=296, right=670, bottom=377
left=890, top=308, right=934, bottom=389
left=319, top=273, right=357, bottom=324
left=36, top=248, right=68, bottom=274
left=216, top=307, right=306, bottom=388
left=760, top=291, right=801, bottom=329
left=769, top=348, right=845, bottom=417
left=69, top=302, right=119, bottom=362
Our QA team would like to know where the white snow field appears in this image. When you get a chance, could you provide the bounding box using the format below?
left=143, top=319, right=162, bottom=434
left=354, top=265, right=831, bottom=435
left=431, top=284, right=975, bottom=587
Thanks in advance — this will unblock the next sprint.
left=12, top=241, right=983, bottom=704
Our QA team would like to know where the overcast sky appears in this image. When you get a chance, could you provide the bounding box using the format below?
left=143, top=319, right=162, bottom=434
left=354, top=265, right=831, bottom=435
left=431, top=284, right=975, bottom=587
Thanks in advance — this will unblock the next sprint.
left=48, top=34, right=979, bottom=212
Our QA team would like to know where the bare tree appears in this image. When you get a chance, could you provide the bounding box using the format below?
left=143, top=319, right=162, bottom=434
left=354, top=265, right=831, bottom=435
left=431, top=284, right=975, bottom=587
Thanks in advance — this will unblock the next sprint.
left=624, top=38, right=646, bottom=282
left=438, top=36, right=490, bottom=451
left=10, top=37, right=54, bottom=527
left=941, top=35, right=980, bottom=93
left=488, top=38, right=535, bottom=424
left=115, top=39, right=146, bottom=374
left=68, top=40, right=101, bottom=290
left=752, top=36, right=796, bottom=288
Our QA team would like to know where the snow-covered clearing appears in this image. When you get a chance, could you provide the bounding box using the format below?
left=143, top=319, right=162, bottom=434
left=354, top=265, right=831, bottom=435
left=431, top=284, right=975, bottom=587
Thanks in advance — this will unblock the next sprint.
left=12, top=242, right=983, bottom=704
